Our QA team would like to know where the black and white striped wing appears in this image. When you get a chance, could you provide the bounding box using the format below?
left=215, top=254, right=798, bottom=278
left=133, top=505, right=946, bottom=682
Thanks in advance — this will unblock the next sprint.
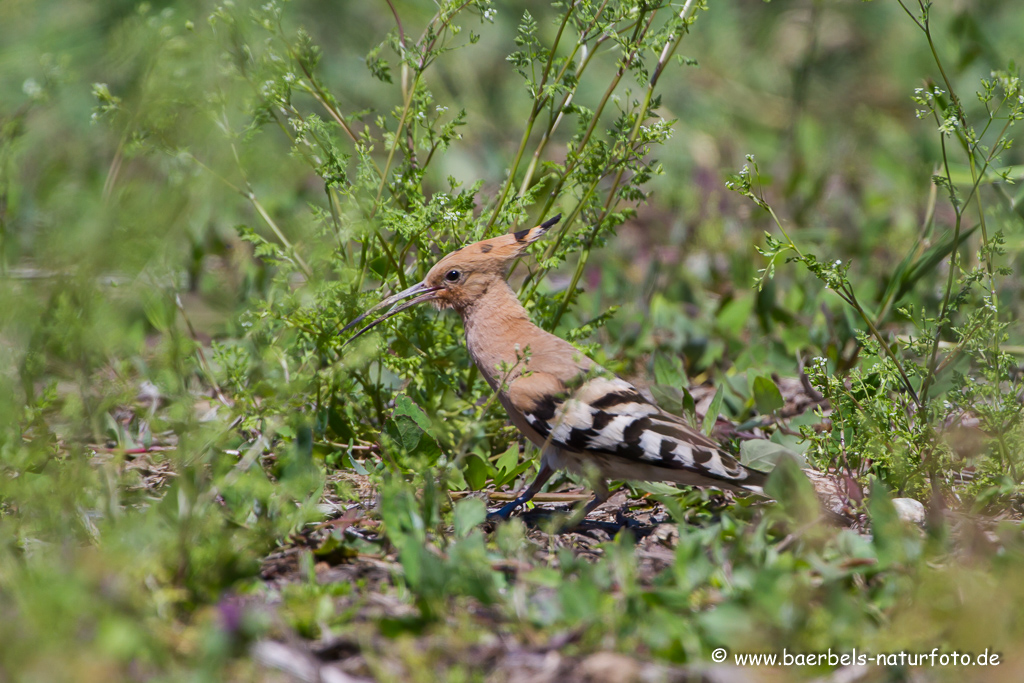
left=519, top=375, right=766, bottom=493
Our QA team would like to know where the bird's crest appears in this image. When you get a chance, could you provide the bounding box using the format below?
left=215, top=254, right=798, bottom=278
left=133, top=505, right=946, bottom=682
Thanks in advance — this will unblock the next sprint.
left=341, top=214, right=561, bottom=345
left=437, top=213, right=561, bottom=273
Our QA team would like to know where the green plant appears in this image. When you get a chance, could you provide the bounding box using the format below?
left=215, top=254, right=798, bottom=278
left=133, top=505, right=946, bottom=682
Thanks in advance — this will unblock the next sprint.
left=164, top=0, right=712, bottom=504
left=5, top=1, right=1024, bottom=679
left=730, top=0, right=1024, bottom=502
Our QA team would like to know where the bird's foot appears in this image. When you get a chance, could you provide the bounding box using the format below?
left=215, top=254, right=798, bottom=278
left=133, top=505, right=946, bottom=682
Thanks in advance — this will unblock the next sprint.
left=614, top=505, right=644, bottom=529
left=486, top=500, right=525, bottom=521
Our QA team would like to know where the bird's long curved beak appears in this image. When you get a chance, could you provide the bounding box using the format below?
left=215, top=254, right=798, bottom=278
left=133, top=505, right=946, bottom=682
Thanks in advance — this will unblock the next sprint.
left=340, top=281, right=442, bottom=347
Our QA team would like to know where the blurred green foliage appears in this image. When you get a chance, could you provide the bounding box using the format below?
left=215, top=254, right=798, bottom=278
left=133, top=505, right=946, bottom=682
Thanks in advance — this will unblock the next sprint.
left=2, top=0, right=1024, bottom=680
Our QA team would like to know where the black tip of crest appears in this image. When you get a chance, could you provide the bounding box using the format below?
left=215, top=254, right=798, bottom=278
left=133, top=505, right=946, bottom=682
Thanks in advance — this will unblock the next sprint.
left=541, top=213, right=562, bottom=230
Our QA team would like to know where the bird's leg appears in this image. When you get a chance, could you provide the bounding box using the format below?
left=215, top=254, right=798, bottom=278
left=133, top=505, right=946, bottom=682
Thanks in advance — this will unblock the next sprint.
left=581, top=478, right=610, bottom=516
left=487, top=463, right=555, bottom=520
left=556, top=477, right=610, bottom=530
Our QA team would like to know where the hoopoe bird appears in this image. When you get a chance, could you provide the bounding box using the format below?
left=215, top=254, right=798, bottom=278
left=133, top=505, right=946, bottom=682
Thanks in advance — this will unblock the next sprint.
left=343, top=215, right=768, bottom=519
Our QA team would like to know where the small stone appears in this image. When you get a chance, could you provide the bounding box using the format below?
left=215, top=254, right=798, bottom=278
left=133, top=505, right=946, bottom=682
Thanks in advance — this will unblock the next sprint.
left=892, top=497, right=926, bottom=526
left=578, top=652, right=642, bottom=683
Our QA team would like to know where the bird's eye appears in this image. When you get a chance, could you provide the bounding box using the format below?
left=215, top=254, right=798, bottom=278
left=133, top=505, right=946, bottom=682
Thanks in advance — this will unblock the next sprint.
left=445, top=269, right=461, bottom=283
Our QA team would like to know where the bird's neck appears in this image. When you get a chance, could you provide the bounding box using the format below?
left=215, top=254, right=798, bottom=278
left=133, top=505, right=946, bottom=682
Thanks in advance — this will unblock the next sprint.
left=459, top=280, right=536, bottom=388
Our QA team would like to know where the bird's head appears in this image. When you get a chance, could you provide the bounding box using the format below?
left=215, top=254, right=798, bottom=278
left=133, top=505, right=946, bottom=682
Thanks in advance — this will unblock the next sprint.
left=341, top=214, right=560, bottom=346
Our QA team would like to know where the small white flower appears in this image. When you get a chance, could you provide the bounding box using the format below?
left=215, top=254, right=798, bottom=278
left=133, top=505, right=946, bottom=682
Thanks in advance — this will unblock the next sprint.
left=22, top=78, right=42, bottom=98
left=484, top=8, right=496, bottom=21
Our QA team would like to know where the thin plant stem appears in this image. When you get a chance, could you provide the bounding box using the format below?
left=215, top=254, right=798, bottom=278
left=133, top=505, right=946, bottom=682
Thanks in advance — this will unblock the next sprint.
left=372, top=1, right=474, bottom=216
left=547, top=2, right=698, bottom=329
left=485, top=3, right=579, bottom=230
left=535, top=8, right=657, bottom=263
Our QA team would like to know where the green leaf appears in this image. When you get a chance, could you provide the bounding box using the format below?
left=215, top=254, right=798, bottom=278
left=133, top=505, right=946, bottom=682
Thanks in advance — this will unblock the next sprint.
left=386, top=413, right=424, bottom=452
left=453, top=498, right=487, bottom=537
left=650, top=385, right=683, bottom=417
left=496, top=460, right=535, bottom=489
left=495, top=443, right=520, bottom=475
left=632, top=481, right=683, bottom=496
left=631, top=481, right=689, bottom=523
left=492, top=443, right=526, bottom=488
left=868, top=480, right=922, bottom=568
left=681, top=387, right=697, bottom=425
left=702, top=385, right=725, bottom=436
left=764, top=454, right=818, bottom=525
left=446, top=463, right=468, bottom=491
left=739, top=439, right=807, bottom=473
left=653, top=352, right=687, bottom=388
left=384, top=394, right=442, bottom=464
left=752, top=375, right=784, bottom=414
left=715, top=293, right=754, bottom=337
left=780, top=326, right=810, bottom=354
left=346, top=453, right=369, bottom=476
left=393, top=394, right=432, bottom=433
left=463, top=453, right=489, bottom=491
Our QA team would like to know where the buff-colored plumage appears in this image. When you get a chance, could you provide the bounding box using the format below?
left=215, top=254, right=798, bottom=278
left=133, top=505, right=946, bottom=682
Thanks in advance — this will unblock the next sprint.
left=343, top=215, right=767, bottom=519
